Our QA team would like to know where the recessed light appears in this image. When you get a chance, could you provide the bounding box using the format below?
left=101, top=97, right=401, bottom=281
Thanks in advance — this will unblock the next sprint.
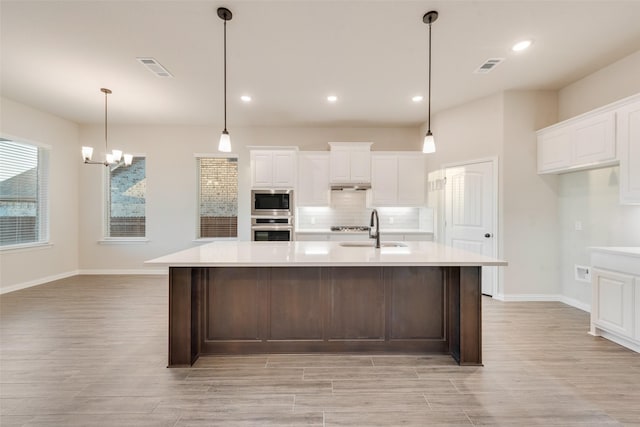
left=240, top=95, right=252, bottom=102
left=512, top=40, right=532, bottom=52
left=412, top=95, right=424, bottom=103
left=327, top=95, right=338, bottom=103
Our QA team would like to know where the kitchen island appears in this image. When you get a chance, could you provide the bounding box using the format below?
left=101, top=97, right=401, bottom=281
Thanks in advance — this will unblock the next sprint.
left=147, top=241, right=507, bottom=367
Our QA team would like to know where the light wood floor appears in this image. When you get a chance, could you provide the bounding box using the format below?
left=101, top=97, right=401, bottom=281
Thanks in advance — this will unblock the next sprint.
left=1, top=275, right=639, bottom=426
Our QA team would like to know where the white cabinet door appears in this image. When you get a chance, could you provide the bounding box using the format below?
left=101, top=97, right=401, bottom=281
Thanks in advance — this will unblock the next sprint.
left=250, top=150, right=296, bottom=188
left=272, top=151, right=296, bottom=188
left=371, top=154, right=397, bottom=206
left=537, top=128, right=572, bottom=173
left=297, top=153, right=330, bottom=206
left=397, top=155, right=426, bottom=206
left=370, top=153, right=425, bottom=207
left=592, top=268, right=634, bottom=338
left=251, top=151, right=274, bottom=188
left=350, top=150, right=371, bottom=183
left=572, top=112, right=616, bottom=165
left=617, top=100, right=640, bottom=204
left=329, top=149, right=351, bottom=183
left=329, top=142, right=372, bottom=183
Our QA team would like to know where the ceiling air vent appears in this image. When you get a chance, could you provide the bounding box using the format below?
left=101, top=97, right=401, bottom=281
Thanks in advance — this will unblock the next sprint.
left=136, top=57, right=173, bottom=78
left=474, top=58, right=505, bottom=74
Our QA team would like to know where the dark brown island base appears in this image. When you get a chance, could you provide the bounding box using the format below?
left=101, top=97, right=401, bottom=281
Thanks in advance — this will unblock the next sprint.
left=148, top=241, right=507, bottom=367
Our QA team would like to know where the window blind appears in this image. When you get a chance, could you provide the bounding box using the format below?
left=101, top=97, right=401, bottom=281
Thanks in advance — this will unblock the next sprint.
left=0, top=139, right=49, bottom=247
left=197, top=157, right=238, bottom=238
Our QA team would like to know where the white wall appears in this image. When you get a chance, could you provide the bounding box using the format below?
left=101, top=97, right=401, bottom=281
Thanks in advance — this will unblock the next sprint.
left=558, top=49, right=640, bottom=120
left=0, top=97, right=80, bottom=292
left=78, top=125, right=420, bottom=271
left=426, top=91, right=560, bottom=298
left=502, top=91, right=559, bottom=298
left=557, top=49, right=640, bottom=309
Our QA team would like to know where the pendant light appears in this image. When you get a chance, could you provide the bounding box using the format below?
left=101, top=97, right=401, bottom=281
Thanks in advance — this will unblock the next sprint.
left=81, top=88, right=132, bottom=166
left=217, top=7, right=232, bottom=152
left=422, top=11, right=438, bottom=154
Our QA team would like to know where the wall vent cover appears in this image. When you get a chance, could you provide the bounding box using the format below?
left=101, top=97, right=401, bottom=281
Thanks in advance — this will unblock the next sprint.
left=136, top=57, right=173, bottom=78
left=474, top=58, right=505, bottom=74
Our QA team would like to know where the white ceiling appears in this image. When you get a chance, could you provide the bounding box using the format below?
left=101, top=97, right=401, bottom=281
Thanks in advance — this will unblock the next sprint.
left=2, top=0, right=640, bottom=127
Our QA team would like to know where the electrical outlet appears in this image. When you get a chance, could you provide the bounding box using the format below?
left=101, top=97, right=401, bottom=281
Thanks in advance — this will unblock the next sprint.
left=311, top=217, right=316, bottom=225
left=574, top=220, right=582, bottom=231
left=389, top=217, right=394, bottom=224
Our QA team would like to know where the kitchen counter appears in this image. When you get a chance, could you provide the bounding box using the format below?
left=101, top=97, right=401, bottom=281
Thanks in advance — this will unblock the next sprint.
left=147, top=241, right=505, bottom=267
left=148, top=241, right=506, bottom=367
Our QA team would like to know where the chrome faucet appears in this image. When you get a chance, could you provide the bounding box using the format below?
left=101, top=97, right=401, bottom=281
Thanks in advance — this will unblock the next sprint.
left=369, top=209, right=381, bottom=249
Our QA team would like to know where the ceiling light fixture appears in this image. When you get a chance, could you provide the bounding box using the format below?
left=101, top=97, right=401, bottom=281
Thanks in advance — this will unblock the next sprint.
left=217, top=7, right=232, bottom=152
left=412, top=95, right=424, bottom=103
left=422, top=10, right=438, bottom=154
left=512, top=40, right=532, bottom=52
left=327, top=95, right=338, bottom=103
left=241, top=95, right=252, bottom=102
left=81, top=88, right=132, bottom=167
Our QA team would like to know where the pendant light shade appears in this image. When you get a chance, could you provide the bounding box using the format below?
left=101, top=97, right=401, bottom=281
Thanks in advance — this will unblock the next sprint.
left=422, top=11, right=438, bottom=154
left=423, top=131, right=435, bottom=154
left=219, top=129, right=231, bottom=152
left=217, top=7, right=232, bottom=152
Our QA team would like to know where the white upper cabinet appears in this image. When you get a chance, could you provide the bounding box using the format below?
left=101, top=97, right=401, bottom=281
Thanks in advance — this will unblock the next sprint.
left=537, top=110, right=616, bottom=174
left=250, top=149, right=296, bottom=188
left=370, top=153, right=425, bottom=207
left=328, top=142, right=372, bottom=183
left=617, top=98, right=640, bottom=204
left=297, top=152, right=330, bottom=206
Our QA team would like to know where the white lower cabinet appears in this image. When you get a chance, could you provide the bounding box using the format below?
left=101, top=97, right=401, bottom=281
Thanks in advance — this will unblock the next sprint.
left=590, top=247, right=640, bottom=352
left=591, top=268, right=634, bottom=338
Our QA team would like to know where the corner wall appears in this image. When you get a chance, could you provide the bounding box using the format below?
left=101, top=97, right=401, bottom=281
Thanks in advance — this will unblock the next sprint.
left=557, top=49, right=640, bottom=309
left=0, top=97, right=80, bottom=293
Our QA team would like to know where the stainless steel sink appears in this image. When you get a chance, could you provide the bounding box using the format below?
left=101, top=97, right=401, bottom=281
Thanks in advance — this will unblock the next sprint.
left=339, top=242, right=408, bottom=248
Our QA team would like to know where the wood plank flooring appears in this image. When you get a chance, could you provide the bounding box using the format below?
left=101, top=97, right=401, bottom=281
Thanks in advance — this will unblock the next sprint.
left=1, top=274, right=639, bottom=426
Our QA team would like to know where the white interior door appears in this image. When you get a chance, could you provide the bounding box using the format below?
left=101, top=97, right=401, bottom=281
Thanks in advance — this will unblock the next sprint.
left=445, top=160, right=497, bottom=296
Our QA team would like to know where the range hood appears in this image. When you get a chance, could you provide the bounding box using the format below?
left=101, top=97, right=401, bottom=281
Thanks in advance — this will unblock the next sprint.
left=330, top=183, right=371, bottom=191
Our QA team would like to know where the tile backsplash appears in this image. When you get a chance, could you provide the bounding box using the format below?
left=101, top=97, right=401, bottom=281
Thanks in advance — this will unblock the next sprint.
left=296, top=191, right=433, bottom=231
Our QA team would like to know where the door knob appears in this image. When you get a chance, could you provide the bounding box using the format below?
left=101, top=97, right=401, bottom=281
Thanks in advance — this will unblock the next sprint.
left=484, top=233, right=492, bottom=238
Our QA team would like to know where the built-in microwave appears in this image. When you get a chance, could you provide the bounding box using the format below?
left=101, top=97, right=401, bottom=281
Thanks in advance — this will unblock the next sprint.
left=251, top=189, right=293, bottom=216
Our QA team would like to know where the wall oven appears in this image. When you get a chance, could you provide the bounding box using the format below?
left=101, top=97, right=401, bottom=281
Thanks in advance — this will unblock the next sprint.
left=251, top=217, right=294, bottom=241
left=251, top=189, right=293, bottom=217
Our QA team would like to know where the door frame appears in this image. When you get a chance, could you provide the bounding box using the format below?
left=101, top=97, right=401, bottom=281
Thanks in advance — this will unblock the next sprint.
left=442, top=156, right=499, bottom=297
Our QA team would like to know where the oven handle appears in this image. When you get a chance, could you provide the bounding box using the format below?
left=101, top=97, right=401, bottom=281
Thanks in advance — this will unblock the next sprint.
left=251, top=226, right=294, bottom=231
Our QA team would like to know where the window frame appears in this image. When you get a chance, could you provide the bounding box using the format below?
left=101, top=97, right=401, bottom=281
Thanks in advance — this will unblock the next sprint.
left=0, top=135, right=51, bottom=251
left=194, top=153, right=239, bottom=241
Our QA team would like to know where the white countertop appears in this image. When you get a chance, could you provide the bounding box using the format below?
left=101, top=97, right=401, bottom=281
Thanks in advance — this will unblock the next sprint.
left=590, top=247, right=640, bottom=258
left=147, top=241, right=507, bottom=267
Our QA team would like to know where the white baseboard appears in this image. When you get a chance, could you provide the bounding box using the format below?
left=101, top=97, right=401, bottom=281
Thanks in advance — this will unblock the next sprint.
left=77, top=269, right=168, bottom=275
left=493, top=293, right=591, bottom=313
left=0, top=270, right=79, bottom=295
left=1, top=269, right=168, bottom=294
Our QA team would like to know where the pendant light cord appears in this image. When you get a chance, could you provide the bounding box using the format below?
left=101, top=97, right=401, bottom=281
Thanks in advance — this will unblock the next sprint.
left=427, top=21, right=432, bottom=132
left=223, top=18, right=227, bottom=132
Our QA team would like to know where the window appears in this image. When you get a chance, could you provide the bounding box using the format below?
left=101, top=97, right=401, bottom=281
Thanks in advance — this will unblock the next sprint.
left=0, top=138, right=50, bottom=248
left=197, top=156, right=238, bottom=238
left=106, top=156, right=146, bottom=238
